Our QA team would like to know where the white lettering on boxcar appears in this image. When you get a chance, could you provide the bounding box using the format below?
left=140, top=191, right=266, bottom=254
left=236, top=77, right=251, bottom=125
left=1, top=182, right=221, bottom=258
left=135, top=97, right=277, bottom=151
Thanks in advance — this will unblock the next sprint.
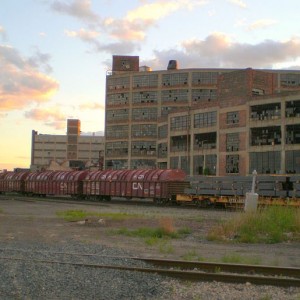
left=132, top=182, right=143, bottom=190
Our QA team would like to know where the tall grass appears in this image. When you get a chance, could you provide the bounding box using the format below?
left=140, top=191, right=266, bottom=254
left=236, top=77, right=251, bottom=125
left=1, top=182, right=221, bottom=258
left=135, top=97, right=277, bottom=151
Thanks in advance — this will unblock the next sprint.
left=207, top=206, right=300, bottom=243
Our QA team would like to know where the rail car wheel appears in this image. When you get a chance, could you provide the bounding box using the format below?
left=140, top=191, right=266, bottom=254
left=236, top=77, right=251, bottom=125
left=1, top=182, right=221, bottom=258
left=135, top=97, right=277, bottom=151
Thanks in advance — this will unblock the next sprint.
left=153, top=198, right=165, bottom=205
left=193, top=198, right=210, bottom=208
left=193, top=199, right=202, bottom=208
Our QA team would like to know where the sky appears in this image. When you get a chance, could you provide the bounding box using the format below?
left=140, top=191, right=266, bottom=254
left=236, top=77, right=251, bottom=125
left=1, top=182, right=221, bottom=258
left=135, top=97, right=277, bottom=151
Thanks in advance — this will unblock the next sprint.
left=1, top=0, right=300, bottom=171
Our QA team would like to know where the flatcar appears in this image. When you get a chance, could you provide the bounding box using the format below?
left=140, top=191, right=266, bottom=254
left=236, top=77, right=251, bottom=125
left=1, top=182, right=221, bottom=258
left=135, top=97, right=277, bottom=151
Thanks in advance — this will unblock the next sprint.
left=177, top=174, right=300, bottom=208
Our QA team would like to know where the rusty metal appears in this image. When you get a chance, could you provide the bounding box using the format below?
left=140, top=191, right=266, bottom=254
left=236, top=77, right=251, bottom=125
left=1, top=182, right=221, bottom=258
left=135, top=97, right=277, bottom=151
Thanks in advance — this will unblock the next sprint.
left=135, top=257, right=300, bottom=279
left=0, top=256, right=299, bottom=287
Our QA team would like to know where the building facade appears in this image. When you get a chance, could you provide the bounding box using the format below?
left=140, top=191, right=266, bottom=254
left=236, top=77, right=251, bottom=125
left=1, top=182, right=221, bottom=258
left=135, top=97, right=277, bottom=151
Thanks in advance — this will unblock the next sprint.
left=104, top=55, right=300, bottom=176
left=31, top=119, right=104, bottom=171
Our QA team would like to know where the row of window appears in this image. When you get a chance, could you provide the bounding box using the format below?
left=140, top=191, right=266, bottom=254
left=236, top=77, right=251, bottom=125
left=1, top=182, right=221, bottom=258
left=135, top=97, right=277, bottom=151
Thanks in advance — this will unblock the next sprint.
left=107, top=89, right=216, bottom=106
left=107, top=71, right=300, bottom=90
left=107, top=72, right=221, bottom=90
left=105, top=149, right=300, bottom=174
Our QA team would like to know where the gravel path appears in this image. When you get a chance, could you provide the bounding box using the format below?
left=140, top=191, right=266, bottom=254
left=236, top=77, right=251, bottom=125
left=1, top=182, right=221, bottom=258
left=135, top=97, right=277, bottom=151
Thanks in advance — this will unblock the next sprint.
left=0, top=241, right=299, bottom=300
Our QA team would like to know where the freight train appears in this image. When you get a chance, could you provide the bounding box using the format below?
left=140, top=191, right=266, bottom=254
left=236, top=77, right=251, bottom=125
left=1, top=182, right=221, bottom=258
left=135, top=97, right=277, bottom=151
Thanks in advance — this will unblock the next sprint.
left=0, top=169, right=189, bottom=204
left=0, top=169, right=300, bottom=208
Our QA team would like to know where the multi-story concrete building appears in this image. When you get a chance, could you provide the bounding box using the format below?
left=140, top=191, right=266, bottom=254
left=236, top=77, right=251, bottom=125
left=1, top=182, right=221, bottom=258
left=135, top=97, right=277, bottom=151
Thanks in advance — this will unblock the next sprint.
left=31, top=119, right=104, bottom=171
left=104, top=55, right=300, bottom=176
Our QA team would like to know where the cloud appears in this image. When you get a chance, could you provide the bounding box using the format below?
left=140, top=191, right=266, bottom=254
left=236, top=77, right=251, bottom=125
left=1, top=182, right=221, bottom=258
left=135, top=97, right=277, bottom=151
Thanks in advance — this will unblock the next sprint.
left=104, top=19, right=148, bottom=41
left=96, top=40, right=140, bottom=55
left=28, top=48, right=53, bottom=73
left=79, top=102, right=105, bottom=110
left=64, top=27, right=139, bottom=54
left=125, top=0, right=207, bottom=23
left=51, top=0, right=99, bottom=23
left=142, top=33, right=300, bottom=69
left=105, top=0, right=207, bottom=42
left=0, top=45, right=59, bottom=112
left=247, top=19, right=278, bottom=31
left=64, top=28, right=100, bottom=41
left=227, top=0, right=247, bottom=8
left=50, top=0, right=208, bottom=55
left=25, top=107, right=66, bottom=129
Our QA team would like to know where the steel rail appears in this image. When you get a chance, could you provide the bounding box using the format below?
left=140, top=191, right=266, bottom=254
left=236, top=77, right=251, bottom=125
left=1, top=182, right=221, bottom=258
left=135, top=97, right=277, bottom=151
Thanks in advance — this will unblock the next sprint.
left=136, top=257, right=300, bottom=279
left=0, top=248, right=299, bottom=279
left=0, top=256, right=299, bottom=287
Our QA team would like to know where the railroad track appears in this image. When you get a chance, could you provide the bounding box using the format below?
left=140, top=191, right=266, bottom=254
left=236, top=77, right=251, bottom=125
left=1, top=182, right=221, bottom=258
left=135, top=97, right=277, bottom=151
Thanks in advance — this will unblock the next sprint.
left=0, top=194, right=202, bottom=210
left=0, top=249, right=299, bottom=287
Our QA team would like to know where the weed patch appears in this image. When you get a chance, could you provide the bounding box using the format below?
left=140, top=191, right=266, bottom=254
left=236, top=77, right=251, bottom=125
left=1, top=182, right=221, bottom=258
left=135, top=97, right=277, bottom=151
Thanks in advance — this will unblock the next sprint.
left=109, top=223, right=192, bottom=246
left=110, top=227, right=180, bottom=239
left=181, top=250, right=205, bottom=261
left=56, top=210, right=88, bottom=221
left=221, top=253, right=262, bottom=265
left=56, top=209, right=140, bottom=222
left=207, top=206, right=300, bottom=243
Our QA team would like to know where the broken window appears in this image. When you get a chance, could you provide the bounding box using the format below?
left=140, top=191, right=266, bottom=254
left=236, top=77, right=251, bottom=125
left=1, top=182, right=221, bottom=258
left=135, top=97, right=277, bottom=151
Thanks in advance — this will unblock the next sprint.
left=226, top=155, right=239, bottom=174
left=226, top=133, right=239, bottom=151
left=250, top=126, right=281, bottom=146
left=227, top=111, right=239, bottom=124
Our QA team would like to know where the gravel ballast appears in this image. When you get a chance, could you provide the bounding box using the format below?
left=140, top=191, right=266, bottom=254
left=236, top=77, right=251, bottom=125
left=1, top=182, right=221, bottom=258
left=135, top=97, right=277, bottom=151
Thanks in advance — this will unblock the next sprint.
left=0, top=241, right=299, bottom=300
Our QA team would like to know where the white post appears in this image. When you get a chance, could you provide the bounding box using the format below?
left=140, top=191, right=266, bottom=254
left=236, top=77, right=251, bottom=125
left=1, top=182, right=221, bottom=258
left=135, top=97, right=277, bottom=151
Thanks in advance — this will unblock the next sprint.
left=244, top=170, right=258, bottom=212
left=251, top=170, right=257, bottom=193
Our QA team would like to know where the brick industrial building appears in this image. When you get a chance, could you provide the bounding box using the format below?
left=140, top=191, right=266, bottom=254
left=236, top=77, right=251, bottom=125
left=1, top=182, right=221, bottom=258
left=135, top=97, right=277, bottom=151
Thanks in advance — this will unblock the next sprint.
left=104, top=55, right=300, bottom=176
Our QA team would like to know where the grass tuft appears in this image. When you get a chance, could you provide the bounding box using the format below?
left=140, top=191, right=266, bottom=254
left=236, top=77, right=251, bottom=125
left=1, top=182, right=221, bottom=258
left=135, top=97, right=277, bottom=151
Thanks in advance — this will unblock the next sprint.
left=56, top=209, right=140, bottom=222
left=181, top=249, right=205, bottom=261
left=111, top=227, right=179, bottom=239
left=221, top=253, right=262, bottom=265
left=56, top=210, right=88, bottom=222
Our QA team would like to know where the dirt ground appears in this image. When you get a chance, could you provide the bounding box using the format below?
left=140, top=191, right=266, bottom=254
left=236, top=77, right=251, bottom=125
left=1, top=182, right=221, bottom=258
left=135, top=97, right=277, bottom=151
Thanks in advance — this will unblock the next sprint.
left=0, top=197, right=299, bottom=268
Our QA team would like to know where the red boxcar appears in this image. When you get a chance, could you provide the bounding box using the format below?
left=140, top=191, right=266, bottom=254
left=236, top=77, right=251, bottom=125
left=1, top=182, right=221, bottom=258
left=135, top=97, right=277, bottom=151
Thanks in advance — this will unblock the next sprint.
left=50, top=170, right=89, bottom=197
left=0, top=171, right=30, bottom=194
left=24, top=170, right=89, bottom=196
left=82, top=169, right=188, bottom=202
left=25, top=171, right=56, bottom=196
